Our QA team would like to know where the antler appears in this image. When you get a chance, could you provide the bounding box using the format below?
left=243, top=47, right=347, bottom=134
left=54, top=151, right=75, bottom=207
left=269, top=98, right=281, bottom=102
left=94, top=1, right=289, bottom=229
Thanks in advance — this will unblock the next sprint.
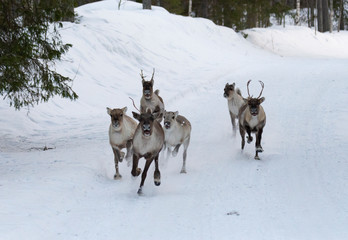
left=257, top=80, right=264, bottom=99
left=140, top=70, right=146, bottom=81
left=129, top=97, right=140, bottom=112
left=150, top=68, right=155, bottom=82
left=247, top=79, right=252, bottom=98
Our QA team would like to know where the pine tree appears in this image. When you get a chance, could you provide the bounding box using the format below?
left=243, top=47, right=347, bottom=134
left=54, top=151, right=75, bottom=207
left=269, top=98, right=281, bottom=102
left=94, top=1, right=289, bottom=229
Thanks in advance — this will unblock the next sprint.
left=0, top=0, right=77, bottom=110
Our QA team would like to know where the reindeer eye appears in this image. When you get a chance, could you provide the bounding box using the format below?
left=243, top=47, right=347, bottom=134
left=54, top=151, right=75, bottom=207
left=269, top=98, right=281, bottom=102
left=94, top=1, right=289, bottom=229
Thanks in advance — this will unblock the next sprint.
left=172, top=116, right=175, bottom=119
left=120, top=114, right=123, bottom=117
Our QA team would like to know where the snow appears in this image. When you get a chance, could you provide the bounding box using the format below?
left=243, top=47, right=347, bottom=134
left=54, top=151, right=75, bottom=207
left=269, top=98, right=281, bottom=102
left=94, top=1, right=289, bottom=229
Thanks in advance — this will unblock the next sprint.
left=1, top=1, right=348, bottom=239
left=243, top=26, right=348, bottom=58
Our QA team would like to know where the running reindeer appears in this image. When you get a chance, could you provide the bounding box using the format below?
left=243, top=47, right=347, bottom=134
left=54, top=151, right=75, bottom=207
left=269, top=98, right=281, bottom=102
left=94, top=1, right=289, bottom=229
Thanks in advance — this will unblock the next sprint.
left=239, top=80, right=266, bottom=160
left=223, top=82, right=245, bottom=136
left=140, top=69, right=165, bottom=123
left=132, top=109, right=165, bottom=195
left=107, top=107, right=137, bottom=179
left=163, top=111, right=192, bottom=173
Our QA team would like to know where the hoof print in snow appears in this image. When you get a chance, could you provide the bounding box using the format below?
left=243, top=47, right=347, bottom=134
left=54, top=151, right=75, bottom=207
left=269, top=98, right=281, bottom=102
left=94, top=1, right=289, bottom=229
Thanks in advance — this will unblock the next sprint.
left=226, top=211, right=240, bottom=216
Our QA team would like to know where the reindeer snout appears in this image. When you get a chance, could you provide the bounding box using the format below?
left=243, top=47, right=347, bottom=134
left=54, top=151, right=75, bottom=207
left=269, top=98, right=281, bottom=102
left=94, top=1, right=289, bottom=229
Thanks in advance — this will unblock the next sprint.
left=250, top=108, right=258, bottom=116
left=142, top=124, right=151, bottom=136
left=113, top=121, right=120, bottom=128
left=164, top=122, right=171, bottom=129
left=143, top=124, right=150, bottom=131
left=144, top=90, right=151, bottom=97
left=223, top=93, right=228, bottom=98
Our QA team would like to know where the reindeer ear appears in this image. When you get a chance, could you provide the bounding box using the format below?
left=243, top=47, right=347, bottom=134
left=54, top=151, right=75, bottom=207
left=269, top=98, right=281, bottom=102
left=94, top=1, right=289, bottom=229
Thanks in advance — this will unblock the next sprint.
left=107, top=107, right=112, bottom=115
left=232, top=83, right=235, bottom=87
left=150, top=78, right=154, bottom=86
left=259, top=97, right=265, bottom=103
left=152, top=111, right=159, bottom=120
left=174, top=111, right=179, bottom=118
left=132, top=112, right=141, bottom=121
left=122, top=107, right=127, bottom=113
left=225, top=83, right=229, bottom=87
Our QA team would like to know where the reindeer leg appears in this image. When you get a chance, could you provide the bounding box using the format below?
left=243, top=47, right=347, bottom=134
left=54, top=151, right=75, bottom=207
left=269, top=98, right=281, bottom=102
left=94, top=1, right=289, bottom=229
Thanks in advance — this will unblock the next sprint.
left=131, top=154, right=142, bottom=177
left=112, top=148, right=122, bottom=179
left=229, top=112, right=237, bottom=136
left=161, top=143, right=166, bottom=159
left=162, top=142, right=171, bottom=160
left=166, top=145, right=172, bottom=160
left=245, top=125, right=253, bottom=143
left=254, top=128, right=263, bottom=160
left=138, top=157, right=153, bottom=195
left=255, top=151, right=260, bottom=160
left=154, top=154, right=161, bottom=186
left=181, top=137, right=190, bottom=174
left=239, top=125, right=246, bottom=150
left=172, top=144, right=181, bottom=157
left=125, top=139, right=133, bottom=167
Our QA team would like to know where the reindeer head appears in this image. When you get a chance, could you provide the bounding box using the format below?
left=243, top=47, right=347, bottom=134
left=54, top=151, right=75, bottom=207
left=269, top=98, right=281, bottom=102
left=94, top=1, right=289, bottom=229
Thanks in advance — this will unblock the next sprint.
left=140, top=69, right=155, bottom=100
left=223, top=83, right=236, bottom=99
left=163, top=111, right=178, bottom=130
left=107, top=107, right=127, bottom=130
left=245, top=80, right=265, bottom=116
left=133, top=109, right=159, bottom=137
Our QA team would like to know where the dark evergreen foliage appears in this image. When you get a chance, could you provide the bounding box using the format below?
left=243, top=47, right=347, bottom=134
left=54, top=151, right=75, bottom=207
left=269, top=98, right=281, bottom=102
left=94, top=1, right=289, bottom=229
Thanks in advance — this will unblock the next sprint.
left=0, top=0, right=77, bottom=110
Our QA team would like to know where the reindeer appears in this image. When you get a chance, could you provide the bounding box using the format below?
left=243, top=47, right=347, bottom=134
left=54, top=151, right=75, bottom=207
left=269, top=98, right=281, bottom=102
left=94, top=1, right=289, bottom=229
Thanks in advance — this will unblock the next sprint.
left=107, top=107, right=137, bottom=179
left=223, top=82, right=245, bottom=136
left=140, top=69, right=165, bottom=123
left=163, top=111, right=192, bottom=173
left=238, top=80, right=266, bottom=160
left=132, top=109, right=165, bottom=195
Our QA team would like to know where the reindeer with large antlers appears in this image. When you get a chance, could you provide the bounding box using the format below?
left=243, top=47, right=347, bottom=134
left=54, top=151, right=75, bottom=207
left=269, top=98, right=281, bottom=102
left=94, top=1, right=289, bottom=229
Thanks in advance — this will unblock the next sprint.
left=140, top=69, right=165, bottom=123
left=238, top=80, right=266, bottom=160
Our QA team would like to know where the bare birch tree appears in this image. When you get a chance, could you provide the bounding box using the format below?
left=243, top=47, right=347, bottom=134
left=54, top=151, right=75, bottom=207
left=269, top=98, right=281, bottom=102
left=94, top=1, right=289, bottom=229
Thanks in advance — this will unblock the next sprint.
left=189, top=0, right=192, bottom=16
left=329, top=0, right=333, bottom=32
left=295, top=0, right=301, bottom=25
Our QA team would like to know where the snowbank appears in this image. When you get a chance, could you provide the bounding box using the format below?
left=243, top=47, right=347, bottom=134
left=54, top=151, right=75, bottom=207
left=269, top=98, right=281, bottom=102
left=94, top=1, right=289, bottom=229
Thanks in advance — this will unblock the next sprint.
left=243, top=26, right=348, bottom=58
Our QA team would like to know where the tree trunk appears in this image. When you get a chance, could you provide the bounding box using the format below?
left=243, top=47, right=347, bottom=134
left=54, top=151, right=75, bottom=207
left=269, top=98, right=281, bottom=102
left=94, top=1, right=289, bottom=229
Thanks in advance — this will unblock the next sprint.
left=329, top=0, right=333, bottom=32
left=310, top=0, right=315, bottom=27
left=200, top=0, right=208, bottom=18
left=339, top=0, right=344, bottom=31
left=188, top=0, right=192, bottom=16
left=143, top=0, right=151, bottom=9
left=317, top=0, right=323, bottom=32
left=295, top=0, right=300, bottom=25
left=322, top=0, right=329, bottom=32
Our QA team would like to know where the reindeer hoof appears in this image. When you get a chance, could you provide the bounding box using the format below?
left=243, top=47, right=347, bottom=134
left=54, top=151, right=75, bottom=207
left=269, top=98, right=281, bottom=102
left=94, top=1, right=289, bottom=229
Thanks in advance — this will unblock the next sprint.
left=180, top=169, right=187, bottom=174
left=137, top=188, right=143, bottom=195
left=114, top=174, right=122, bottom=180
left=154, top=171, right=161, bottom=186
left=256, top=146, right=263, bottom=152
left=247, top=136, right=253, bottom=143
left=254, top=156, right=260, bottom=160
left=132, top=168, right=142, bottom=177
